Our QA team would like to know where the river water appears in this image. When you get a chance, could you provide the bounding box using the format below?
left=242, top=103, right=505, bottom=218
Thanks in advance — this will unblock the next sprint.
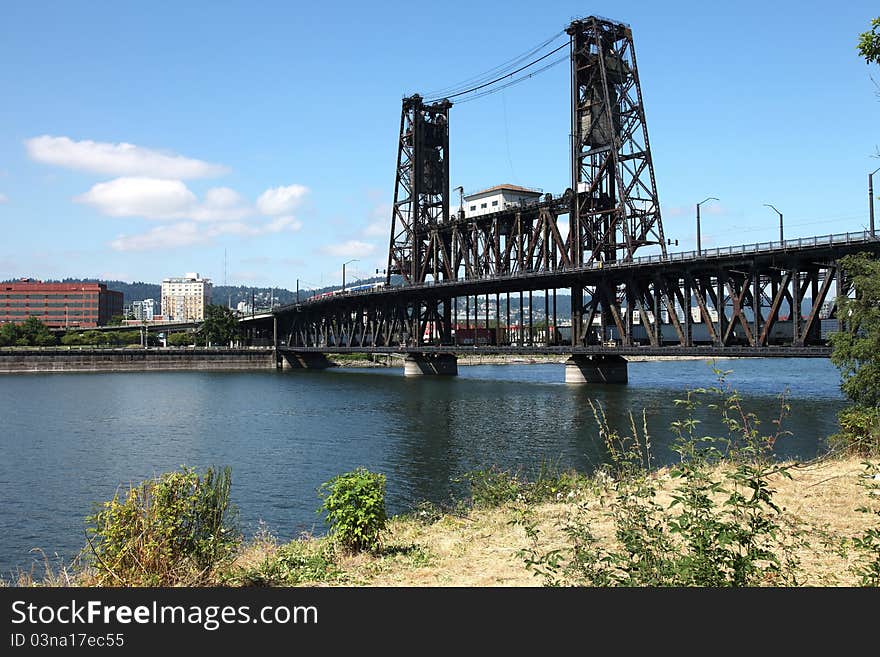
left=0, top=358, right=845, bottom=578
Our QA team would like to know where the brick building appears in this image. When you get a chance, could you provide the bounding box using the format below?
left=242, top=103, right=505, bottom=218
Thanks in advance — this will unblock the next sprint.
left=0, top=279, right=124, bottom=328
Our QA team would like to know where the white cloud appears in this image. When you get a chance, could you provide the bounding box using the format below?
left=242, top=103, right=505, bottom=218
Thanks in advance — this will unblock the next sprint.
left=75, top=177, right=196, bottom=219
left=25, top=135, right=229, bottom=179
left=192, top=187, right=252, bottom=222
left=320, top=240, right=377, bottom=258
left=265, top=215, right=303, bottom=233
left=0, top=193, right=7, bottom=203
left=256, top=184, right=308, bottom=215
left=110, top=222, right=204, bottom=251
left=110, top=216, right=303, bottom=252
left=363, top=202, right=392, bottom=237
left=74, top=178, right=255, bottom=222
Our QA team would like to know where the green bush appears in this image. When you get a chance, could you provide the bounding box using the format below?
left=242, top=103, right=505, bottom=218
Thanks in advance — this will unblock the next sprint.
left=459, top=467, right=524, bottom=508
left=224, top=540, right=339, bottom=586
left=318, top=468, right=387, bottom=552
left=518, top=369, right=802, bottom=587
left=168, top=332, right=195, bottom=347
left=85, top=466, right=240, bottom=586
left=829, top=406, right=880, bottom=457
left=851, top=461, right=880, bottom=586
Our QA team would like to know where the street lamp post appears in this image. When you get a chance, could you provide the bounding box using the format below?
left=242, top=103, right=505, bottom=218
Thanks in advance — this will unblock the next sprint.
left=764, top=203, right=784, bottom=244
left=342, top=259, right=359, bottom=293
left=870, top=166, right=880, bottom=238
left=696, top=197, right=718, bottom=255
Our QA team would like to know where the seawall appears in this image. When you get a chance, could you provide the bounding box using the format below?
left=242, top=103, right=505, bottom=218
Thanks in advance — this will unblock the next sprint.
left=0, top=347, right=276, bottom=373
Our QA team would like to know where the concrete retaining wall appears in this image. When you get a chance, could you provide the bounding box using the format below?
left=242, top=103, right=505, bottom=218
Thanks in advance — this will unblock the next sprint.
left=0, top=348, right=276, bottom=373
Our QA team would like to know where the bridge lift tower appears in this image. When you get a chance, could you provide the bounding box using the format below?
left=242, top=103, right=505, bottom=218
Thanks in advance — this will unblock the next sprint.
left=386, top=15, right=665, bottom=287
left=386, top=94, right=452, bottom=286
left=568, top=16, right=665, bottom=267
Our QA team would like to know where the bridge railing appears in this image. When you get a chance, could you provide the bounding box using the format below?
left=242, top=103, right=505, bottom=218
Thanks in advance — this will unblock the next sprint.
left=640, top=230, right=875, bottom=267
left=285, top=229, right=877, bottom=306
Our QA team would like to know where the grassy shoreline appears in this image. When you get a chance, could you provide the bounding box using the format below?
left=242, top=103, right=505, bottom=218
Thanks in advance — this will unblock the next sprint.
left=5, top=451, right=876, bottom=588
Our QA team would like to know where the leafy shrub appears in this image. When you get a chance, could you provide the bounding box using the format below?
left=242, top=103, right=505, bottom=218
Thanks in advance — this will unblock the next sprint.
left=318, top=468, right=387, bottom=552
left=518, top=369, right=802, bottom=587
left=458, top=461, right=592, bottom=510
left=85, top=466, right=240, bottom=585
left=167, top=332, right=195, bottom=347
left=459, top=467, right=524, bottom=507
left=224, top=540, right=339, bottom=586
left=829, top=406, right=880, bottom=457
left=851, top=461, right=880, bottom=586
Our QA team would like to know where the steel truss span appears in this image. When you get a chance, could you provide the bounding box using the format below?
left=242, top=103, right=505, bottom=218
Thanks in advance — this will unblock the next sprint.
left=254, top=15, right=878, bottom=361
left=271, top=232, right=880, bottom=357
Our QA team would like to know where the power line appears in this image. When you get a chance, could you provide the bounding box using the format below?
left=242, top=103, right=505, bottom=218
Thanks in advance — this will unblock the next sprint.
left=450, top=54, right=569, bottom=104
left=426, top=41, right=568, bottom=103
left=423, top=30, right=566, bottom=99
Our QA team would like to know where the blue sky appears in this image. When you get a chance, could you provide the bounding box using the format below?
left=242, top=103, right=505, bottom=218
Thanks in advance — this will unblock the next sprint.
left=1, top=0, right=877, bottom=290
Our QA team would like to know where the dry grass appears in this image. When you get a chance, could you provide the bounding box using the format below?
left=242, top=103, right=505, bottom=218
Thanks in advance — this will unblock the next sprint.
left=4, top=454, right=876, bottom=588
left=218, top=454, right=878, bottom=587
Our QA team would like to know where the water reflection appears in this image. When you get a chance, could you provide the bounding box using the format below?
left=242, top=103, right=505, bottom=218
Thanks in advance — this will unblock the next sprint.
left=0, top=358, right=844, bottom=576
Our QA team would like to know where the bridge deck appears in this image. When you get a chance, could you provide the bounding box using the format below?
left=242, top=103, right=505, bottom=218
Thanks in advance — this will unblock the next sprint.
left=268, top=230, right=880, bottom=312
left=279, top=345, right=830, bottom=358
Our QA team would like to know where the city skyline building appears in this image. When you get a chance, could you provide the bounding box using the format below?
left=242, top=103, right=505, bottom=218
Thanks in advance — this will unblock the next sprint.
left=160, top=272, right=212, bottom=322
left=0, top=279, right=123, bottom=328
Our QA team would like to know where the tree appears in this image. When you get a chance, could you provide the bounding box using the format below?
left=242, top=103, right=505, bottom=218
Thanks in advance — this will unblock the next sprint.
left=199, top=304, right=239, bottom=346
left=18, top=317, right=56, bottom=346
left=829, top=252, right=880, bottom=406
left=858, top=17, right=880, bottom=65
left=168, top=331, right=195, bottom=347
left=0, top=323, right=19, bottom=347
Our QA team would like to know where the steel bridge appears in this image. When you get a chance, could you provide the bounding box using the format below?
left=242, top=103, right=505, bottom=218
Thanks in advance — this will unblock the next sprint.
left=244, top=15, right=878, bottom=382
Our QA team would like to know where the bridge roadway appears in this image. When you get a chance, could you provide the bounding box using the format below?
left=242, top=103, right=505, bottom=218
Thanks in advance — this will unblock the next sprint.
left=244, top=230, right=879, bottom=382
left=272, top=229, right=879, bottom=310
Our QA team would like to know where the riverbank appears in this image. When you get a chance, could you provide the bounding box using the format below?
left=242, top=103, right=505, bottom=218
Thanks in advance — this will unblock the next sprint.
left=0, top=348, right=747, bottom=373
left=7, top=452, right=876, bottom=587
left=0, top=346, right=275, bottom=373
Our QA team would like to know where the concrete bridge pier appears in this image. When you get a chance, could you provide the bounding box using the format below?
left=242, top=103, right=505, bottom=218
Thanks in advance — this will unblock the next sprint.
left=403, top=353, right=458, bottom=377
left=564, top=355, right=628, bottom=384
left=279, top=352, right=333, bottom=370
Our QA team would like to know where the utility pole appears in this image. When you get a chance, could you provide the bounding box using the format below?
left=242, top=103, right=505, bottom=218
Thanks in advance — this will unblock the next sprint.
left=870, top=167, right=880, bottom=238
left=696, top=197, right=718, bottom=255
left=296, top=279, right=299, bottom=303
left=764, top=204, right=784, bottom=244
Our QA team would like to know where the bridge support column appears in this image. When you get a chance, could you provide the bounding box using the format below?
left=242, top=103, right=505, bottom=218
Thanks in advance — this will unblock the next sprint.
left=564, top=355, right=628, bottom=384
left=403, top=353, right=458, bottom=377
left=281, top=352, right=333, bottom=370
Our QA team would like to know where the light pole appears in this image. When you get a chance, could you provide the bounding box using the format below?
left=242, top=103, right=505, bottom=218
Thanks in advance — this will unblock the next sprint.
left=342, top=259, right=358, bottom=293
left=696, top=197, right=718, bottom=255
left=764, top=203, right=784, bottom=244
left=870, top=166, right=880, bottom=238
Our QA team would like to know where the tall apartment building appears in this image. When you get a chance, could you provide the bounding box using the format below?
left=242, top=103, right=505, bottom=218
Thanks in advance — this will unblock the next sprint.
left=130, top=298, right=156, bottom=321
left=0, top=279, right=124, bottom=328
left=160, top=273, right=212, bottom=321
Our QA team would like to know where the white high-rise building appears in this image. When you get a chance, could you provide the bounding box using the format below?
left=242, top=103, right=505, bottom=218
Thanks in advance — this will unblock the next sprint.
left=161, top=272, right=212, bottom=321
left=131, top=299, right=156, bottom=321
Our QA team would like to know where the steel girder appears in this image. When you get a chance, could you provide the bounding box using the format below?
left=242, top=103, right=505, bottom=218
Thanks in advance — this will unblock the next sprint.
left=567, top=258, right=840, bottom=348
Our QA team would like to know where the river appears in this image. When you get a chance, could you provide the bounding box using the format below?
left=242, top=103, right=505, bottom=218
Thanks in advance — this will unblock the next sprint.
left=0, top=358, right=845, bottom=578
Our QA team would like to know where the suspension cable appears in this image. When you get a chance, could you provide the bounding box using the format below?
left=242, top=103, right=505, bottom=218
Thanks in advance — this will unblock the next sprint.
left=423, top=30, right=565, bottom=99
left=424, top=36, right=568, bottom=103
